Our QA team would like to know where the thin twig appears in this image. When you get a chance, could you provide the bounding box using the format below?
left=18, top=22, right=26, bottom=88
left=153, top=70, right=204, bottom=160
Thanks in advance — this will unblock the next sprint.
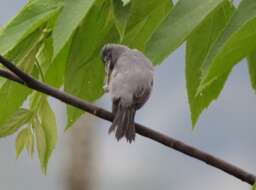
left=0, top=55, right=255, bottom=185
left=0, top=69, right=24, bottom=84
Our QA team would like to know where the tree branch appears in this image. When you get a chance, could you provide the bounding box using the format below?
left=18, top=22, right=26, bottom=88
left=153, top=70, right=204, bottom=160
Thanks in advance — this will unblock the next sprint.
left=0, top=55, right=255, bottom=185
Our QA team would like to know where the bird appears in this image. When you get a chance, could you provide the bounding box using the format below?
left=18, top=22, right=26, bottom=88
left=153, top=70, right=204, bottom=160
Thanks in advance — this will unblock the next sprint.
left=101, top=44, right=154, bottom=143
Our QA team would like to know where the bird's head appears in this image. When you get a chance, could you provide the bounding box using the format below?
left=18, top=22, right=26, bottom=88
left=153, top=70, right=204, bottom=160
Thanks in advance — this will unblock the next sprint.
left=101, top=44, right=129, bottom=91
left=101, top=44, right=129, bottom=69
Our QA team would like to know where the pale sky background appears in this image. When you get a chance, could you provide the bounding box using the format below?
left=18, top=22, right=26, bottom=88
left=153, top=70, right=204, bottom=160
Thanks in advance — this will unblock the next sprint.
left=0, top=0, right=255, bottom=190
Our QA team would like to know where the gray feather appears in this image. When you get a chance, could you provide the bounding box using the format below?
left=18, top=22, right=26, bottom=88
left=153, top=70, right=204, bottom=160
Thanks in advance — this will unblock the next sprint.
left=102, top=44, right=154, bottom=142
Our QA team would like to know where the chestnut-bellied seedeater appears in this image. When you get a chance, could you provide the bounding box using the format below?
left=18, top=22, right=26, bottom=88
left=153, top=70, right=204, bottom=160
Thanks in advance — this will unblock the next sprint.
left=101, top=44, right=154, bottom=143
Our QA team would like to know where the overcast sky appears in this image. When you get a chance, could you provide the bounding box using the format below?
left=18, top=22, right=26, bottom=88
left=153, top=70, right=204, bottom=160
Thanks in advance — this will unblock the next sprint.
left=0, top=1, right=255, bottom=190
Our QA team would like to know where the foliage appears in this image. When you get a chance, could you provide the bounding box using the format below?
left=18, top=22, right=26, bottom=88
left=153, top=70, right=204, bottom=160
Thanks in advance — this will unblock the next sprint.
left=186, top=1, right=234, bottom=126
left=0, top=0, right=255, bottom=172
left=248, top=53, right=256, bottom=91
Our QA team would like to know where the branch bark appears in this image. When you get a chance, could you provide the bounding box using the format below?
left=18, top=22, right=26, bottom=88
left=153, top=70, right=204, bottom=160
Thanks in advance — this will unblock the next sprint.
left=0, top=55, right=255, bottom=185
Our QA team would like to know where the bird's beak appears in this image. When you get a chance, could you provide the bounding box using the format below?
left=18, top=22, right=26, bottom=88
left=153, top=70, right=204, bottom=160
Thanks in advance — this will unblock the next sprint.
left=103, top=61, right=111, bottom=93
left=106, top=61, right=111, bottom=84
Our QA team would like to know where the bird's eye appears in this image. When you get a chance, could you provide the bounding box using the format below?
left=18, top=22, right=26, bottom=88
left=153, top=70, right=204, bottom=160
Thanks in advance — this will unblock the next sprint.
left=103, top=51, right=111, bottom=63
left=107, top=52, right=112, bottom=60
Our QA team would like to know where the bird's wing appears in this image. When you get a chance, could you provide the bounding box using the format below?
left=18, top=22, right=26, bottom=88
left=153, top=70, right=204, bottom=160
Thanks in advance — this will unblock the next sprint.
left=133, top=85, right=152, bottom=110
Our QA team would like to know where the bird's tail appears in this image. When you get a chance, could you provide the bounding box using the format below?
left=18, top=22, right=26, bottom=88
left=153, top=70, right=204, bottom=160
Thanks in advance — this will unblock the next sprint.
left=108, top=104, right=136, bottom=143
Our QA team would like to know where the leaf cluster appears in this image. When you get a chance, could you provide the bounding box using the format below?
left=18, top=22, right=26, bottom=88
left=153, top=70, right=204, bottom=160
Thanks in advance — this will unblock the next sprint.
left=0, top=0, right=255, bottom=172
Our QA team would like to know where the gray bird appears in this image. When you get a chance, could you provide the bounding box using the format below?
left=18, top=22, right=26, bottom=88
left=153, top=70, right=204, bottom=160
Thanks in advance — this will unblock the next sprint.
left=101, top=44, right=154, bottom=142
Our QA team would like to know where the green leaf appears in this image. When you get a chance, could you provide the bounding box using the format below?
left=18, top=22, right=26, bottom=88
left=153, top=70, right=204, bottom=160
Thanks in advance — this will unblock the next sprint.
left=39, top=97, right=57, bottom=160
left=0, top=29, right=43, bottom=126
left=0, top=0, right=62, bottom=55
left=15, top=127, right=34, bottom=158
left=35, top=96, right=57, bottom=173
left=36, top=37, right=53, bottom=81
left=112, top=0, right=131, bottom=37
left=5, top=29, right=43, bottom=63
left=34, top=120, right=47, bottom=174
left=52, top=0, right=95, bottom=58
left=64, top=0, right=115, bottom=127
left=121, top=0, right=130, bottom=6
left=199, top=0, right=256, bottom=92
left=66, top=57, right=105, bottom=127
left=35, top=33, right=72, bottom=87
left=252, top=183, right=256, bottom=190
left=25, top=128, right=35, bottom=158
left=122, top=0, right=172, bottom=51
left=145, top=0, right=225, bottom=64
left=16, top=128, right=29, bottom=158
left=112, top=0, right=172, bottom=50
left=0, top=29, right=43, bottom=88
left=0, top=109, right=33, bottom=137
left=247, top=53, right=256, bottom=91
left=0, top=83, right=31, bottom=126
left=186, top=1, right=234, bottom=126
left=125, top=0, right=172, bottom=33
left=46, top=38, right=72, bottom=87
